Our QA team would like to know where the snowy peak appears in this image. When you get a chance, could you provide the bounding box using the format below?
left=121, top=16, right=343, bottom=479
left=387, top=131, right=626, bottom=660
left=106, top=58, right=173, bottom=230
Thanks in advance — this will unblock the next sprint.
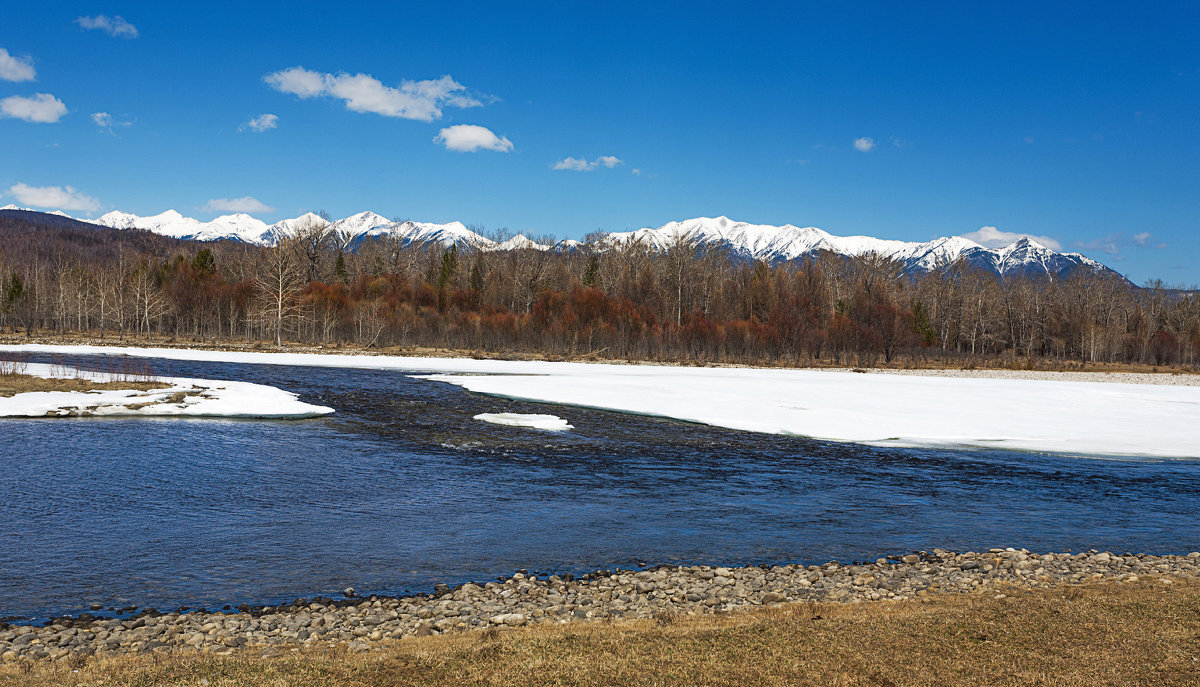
left=490, top=234, right=549, bottom=252
left=603, top=217, right=1111, bottom=279
left=29, top=207, right=1118, bottom=280
left=93, top=209, right=269, bottom=243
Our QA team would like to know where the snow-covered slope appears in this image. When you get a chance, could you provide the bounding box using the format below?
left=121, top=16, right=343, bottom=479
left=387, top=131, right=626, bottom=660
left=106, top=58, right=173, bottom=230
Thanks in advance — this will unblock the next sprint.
left=38, top=208, right=1114, bottom=279
left=599, top=217, right=1108, bottom=278
left=94, top=210, right=269, bottom=243
left=1, top=204, right=73, bottom=218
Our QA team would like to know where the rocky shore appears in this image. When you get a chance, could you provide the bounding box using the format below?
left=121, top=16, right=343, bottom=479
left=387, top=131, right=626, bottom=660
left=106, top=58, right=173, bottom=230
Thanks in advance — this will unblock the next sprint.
left=3, top=548, right=1198, bottom=662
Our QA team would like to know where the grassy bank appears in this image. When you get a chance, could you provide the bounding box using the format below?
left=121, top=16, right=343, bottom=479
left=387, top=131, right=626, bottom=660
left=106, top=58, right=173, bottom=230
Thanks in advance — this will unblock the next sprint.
left=5, top=578, right=1198, bottom=687
left=0, top=372, right=169, bottom=397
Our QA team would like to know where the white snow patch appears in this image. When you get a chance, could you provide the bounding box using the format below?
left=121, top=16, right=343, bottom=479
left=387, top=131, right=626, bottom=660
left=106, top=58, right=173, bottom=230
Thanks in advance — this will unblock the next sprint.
left=1, top=345, right=1196, bottom=458
left=0, top=362, right=333, bottom=419
left=474, top=412, right=573, bottom=431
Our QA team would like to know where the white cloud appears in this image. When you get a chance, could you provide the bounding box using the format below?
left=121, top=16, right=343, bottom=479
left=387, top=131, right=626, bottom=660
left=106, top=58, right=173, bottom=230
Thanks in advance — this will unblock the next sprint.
left=75, top=15, right=138, bottom=39
left=434, top=124, right=513, bottom=152
left=91, top=112, right=131, bottom=131
left=7, top=183, right=100, bottom=212
left=552, top=156, right=592, bottom=171
left=853, top=137, right=876, bottom=152
left=1073, top=235, right=1121, bottom=255
left=960, top=226, right=1062, bottom=251
left=204, top=197, right=275, bottom=214
left=631, top=168, right=643, bottom=176
left=0, top=93, right=67, bottom=123
left=1132, top=231, right=1167, bottom=249
left=240, top=113, right=279, bottom=132
left=265, top=67, right=326, bottom=98
left=265, top=66, right=483, bottom=122
left=0, top=48, right=35, bottom=82
left=552, top=155, right=623, bottom=171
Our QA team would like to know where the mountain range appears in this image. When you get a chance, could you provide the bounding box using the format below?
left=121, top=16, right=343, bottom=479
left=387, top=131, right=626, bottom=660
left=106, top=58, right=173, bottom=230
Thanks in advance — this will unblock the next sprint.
left=0, top=205, right=1113, bottom=279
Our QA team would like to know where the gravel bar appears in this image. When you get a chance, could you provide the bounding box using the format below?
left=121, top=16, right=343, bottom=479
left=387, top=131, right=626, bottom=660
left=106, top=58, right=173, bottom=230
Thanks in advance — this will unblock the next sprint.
left=3, top=548, right=1199, bottom=662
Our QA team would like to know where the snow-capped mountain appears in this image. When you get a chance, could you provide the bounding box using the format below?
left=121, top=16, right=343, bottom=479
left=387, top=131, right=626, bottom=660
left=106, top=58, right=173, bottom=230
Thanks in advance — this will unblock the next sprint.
left=94, top=210, right=270, bottom=244
left=5, top=206, right=1116, bottom=279
left=1, top=204, right=73, bottom=218
left=599, top=216, right=1109, bottom=278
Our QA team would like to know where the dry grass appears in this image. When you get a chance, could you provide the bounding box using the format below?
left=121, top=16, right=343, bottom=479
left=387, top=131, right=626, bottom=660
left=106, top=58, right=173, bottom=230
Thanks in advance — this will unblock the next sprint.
left=0, top=373, right=170, bottom=397
left=2, top=330, right=1196, bottom=376
left=5, top=579, right=1199, bottom=686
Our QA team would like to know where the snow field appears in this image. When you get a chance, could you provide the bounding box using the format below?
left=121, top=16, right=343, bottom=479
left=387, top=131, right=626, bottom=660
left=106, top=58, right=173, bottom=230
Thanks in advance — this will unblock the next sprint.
left=1, top=345, right=1196, bottom=457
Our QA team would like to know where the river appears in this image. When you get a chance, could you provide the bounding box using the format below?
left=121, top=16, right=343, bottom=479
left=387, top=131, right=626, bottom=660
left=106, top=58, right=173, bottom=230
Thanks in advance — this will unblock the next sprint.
left=1, top=353, right=1197, bottom=623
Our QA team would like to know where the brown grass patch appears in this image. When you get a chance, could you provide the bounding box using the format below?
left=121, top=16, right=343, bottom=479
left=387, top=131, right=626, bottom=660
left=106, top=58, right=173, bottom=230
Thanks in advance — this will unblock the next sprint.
left=4, top=579, right=1199, bottom=686
left=0, top=373, right=171, bottom=398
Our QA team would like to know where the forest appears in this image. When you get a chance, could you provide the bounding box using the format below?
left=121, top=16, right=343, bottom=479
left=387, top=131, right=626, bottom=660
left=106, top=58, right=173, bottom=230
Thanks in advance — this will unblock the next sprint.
left=1, top=211, right=1197, bottom=369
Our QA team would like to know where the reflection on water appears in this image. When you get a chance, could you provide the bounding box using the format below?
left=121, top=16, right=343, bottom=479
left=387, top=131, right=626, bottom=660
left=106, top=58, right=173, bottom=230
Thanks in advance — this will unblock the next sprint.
left=1, top=353, right=1197, bottom=622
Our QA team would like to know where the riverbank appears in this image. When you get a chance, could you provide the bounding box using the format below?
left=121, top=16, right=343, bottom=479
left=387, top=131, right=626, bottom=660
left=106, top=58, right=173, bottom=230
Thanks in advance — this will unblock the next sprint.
left=9, top=580, right=1200, bottom=687
left=3, top=331, right=1196, bottom=377
left=3, top=548, right=1198, bottom=666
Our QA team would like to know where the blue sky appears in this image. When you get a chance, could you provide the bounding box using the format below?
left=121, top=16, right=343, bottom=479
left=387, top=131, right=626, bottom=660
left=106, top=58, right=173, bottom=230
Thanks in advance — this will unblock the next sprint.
left=1, top=1, right=1197, bottom=284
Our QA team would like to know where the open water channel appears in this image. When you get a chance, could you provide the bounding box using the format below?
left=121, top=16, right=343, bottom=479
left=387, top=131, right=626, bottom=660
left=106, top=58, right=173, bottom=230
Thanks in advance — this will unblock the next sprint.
left=1, top=353, right=1198, bottom=623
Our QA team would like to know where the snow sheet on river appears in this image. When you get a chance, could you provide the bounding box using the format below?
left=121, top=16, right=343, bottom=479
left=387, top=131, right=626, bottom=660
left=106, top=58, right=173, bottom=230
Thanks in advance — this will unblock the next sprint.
left=0, top=361, right=333, bottom=419
left=2, top=345, right=1197, bottom=457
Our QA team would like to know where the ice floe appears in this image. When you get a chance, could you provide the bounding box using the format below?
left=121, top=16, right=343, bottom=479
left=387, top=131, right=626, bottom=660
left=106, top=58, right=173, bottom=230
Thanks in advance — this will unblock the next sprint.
left=474, top=413, right=573, bottom=431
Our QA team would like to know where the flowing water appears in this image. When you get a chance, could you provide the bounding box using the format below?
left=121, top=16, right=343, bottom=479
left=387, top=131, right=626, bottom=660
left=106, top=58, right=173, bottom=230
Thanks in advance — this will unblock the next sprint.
left=1, top=353, right=1198, bottom=622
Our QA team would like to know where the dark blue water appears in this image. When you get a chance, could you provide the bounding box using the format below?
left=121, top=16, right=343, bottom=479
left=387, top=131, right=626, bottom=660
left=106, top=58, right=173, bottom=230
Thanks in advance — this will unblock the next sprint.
left=2, top=353, right=1198, bottom=623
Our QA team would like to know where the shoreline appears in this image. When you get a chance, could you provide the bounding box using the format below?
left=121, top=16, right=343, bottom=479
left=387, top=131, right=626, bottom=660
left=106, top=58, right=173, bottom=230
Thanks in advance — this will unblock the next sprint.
left=3, top=548, right=1198, bottom=662
left=3, top=334, right=1197, bottom=382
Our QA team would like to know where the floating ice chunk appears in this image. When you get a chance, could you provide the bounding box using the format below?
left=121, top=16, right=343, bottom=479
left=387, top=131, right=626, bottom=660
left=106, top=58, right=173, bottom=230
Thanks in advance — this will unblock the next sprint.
left=474, top=413, right=573, bottom=431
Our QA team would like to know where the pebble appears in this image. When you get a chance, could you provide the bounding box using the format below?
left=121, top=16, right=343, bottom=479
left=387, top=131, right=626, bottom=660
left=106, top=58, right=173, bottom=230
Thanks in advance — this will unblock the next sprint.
left=1, top=549, right=1196, bottom=662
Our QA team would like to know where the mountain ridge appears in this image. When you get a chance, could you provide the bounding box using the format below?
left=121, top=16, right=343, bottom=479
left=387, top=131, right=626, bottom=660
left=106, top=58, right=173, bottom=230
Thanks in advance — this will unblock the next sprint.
left=0, top=206, right=1114, bottom=280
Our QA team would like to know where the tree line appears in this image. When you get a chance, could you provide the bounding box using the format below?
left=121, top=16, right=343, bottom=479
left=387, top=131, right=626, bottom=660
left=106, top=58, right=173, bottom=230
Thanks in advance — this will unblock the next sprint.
left=1, top=212, right=1197, bottom=368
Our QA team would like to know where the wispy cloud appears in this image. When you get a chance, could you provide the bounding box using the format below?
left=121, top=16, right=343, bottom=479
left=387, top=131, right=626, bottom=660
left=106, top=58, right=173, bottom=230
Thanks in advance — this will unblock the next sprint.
left=1073, top=234, right=1122, bottom=255
left=1132, top=231, right=1167, bottom=249
left=0, top=93, right=67, bottom=123
left=552, top=155, right=623, bottom=171
left=92, top=112, right=131, bottom=132
left=960, top=226, right=1062, bottom=251
left=204, top=197, right=275, bottom=214
left=890, top=137, right=912, bottom=148
left=853, top=137, right=876, bottom=152
left=239, top=113, right=278, bottom=132
left=7, top=183, right=100, bottom=212
left=1072, top=231, right=1168, bottom=258
left=0, top=48, right=36, bottom=82
left=75, top=15, right=138, bottom=39
left=433, top=124, right=512, bottom=152
left=265, top=66, right=485, bottom=122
